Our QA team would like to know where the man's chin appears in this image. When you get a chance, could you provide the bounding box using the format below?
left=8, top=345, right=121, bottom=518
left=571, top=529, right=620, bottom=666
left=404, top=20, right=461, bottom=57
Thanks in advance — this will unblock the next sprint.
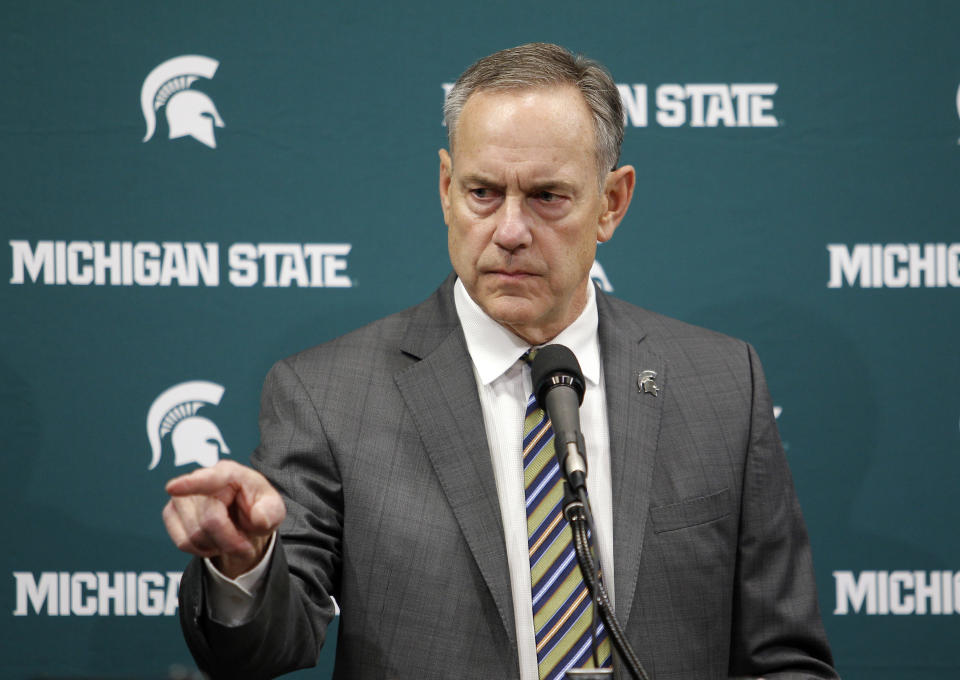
left=478, top=295, right=540, bottom=326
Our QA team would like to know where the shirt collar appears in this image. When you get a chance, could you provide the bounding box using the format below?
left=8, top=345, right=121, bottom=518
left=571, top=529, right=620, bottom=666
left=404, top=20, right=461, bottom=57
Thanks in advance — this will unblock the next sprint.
left=453, top=278, right=601, bottom=387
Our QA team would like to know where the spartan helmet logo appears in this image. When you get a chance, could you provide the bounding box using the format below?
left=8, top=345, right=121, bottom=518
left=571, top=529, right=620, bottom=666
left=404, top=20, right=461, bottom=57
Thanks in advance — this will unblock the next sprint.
left=590, top=260, right=614, bottom=292
left=146, top=380, right=230, bottom=470
left=141, top=55, right=225, bottom=149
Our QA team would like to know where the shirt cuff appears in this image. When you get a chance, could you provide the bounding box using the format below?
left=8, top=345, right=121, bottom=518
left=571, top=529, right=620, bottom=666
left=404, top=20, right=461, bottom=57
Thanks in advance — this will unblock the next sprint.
left=202, top=532, right=277, bottom=626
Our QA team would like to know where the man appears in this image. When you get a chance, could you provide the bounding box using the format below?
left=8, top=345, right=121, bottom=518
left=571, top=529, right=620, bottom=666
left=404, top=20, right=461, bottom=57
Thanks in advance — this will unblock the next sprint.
left=164, top=43, right=837, bottom=679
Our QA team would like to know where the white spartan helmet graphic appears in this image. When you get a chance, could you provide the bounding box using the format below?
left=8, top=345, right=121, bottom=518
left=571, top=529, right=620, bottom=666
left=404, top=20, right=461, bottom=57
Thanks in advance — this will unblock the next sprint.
left=589, top=260, right=613, bottom=292
left=141, top=55, right=224, bottom=149
left=147, top=380, right=230, bottom=470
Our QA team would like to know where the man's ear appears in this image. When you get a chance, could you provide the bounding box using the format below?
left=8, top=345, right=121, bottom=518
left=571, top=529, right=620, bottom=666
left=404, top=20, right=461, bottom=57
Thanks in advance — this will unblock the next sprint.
left=597, top=164, right=636, bottom=243
left=438, top=149, right=453, bottom=226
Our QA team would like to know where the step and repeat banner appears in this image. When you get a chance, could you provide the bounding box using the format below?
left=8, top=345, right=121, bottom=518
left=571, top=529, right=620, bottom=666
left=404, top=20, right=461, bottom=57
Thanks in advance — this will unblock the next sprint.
left=2, top=2, right=958, bottom=678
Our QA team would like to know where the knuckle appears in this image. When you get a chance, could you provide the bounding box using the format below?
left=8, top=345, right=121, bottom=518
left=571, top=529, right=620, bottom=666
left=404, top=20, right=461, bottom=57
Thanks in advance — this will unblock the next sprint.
left=199, top=513, right=228, bottom=536
left=188, top=527, right=212, bottom=551
left=170, top=495, right=193, bottom=512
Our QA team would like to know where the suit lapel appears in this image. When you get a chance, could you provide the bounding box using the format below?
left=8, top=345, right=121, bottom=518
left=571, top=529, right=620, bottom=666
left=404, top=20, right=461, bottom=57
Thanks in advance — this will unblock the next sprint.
left=389, top=281, right=665, bottom=649
left=598, top=292, right=665, bottom=629
left=393, top=278, right=517, bottom=650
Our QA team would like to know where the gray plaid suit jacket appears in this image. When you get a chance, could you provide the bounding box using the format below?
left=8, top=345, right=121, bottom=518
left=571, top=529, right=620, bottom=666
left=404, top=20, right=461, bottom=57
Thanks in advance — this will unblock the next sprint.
left=178, top=275, right=837, bottom=680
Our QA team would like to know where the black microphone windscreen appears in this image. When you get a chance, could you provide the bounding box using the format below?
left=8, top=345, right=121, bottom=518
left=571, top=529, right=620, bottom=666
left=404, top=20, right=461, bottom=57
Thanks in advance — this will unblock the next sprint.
left=531, top=344, right=585, bottom=408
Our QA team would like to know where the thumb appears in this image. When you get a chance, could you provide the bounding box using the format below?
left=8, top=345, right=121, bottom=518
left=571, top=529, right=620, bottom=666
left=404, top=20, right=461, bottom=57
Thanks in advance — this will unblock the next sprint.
left=242, top=488, right=287, bottom=534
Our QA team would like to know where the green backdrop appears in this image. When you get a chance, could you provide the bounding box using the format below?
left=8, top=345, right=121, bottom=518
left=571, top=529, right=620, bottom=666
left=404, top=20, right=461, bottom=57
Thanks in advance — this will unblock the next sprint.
left=2, top=2, right=958, bottom=678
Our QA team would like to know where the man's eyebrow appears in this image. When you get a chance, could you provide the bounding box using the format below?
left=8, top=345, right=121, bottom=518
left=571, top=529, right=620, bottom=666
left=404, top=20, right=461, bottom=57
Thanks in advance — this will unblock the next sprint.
left=459, top=174, right=578, bottom=195
left=459, top=173, right=503, bottom=188
left=525, top=180, right=578, bottom=195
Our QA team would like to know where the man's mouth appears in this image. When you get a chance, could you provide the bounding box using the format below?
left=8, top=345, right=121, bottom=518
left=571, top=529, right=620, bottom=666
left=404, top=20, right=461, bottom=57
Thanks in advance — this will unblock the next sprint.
left=483, top=264, right=538, bottom=277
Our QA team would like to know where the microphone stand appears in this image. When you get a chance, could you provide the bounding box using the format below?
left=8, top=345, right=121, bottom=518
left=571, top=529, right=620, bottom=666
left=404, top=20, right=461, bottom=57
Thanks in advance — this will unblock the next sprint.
left=562, top=484, right=651, bottom=680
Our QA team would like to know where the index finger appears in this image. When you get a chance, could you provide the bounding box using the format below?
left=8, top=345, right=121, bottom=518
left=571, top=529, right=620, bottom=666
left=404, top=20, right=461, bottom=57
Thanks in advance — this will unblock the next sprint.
left=165, top=459, right=267, bottom=497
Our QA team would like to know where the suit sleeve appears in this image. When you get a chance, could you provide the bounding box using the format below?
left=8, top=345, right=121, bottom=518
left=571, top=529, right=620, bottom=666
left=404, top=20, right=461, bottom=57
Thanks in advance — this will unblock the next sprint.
left=727, top=343, right=837, bottom=679
left=178, top=358, right=342, bottom=679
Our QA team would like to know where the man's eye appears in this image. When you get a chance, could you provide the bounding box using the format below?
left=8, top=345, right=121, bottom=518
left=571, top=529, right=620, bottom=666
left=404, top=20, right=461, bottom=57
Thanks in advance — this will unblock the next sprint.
left=470, top=188, right=492, bottom=199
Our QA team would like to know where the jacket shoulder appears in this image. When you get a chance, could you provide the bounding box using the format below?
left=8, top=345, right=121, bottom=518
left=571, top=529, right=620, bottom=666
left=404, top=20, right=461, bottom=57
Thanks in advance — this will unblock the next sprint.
left=600, top=292, right=750, bottom=354
left=273, top=278, right=458, bottom=381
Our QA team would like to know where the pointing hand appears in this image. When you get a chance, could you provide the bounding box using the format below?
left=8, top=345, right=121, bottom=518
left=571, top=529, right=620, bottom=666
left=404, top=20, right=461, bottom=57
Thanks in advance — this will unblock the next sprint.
left=162, top=460, right=286, bottom=578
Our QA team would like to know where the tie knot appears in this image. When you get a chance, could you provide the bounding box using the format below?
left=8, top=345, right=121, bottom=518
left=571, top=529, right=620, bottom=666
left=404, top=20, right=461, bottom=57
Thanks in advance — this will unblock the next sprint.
left=521, top=348, right=538, bottom=366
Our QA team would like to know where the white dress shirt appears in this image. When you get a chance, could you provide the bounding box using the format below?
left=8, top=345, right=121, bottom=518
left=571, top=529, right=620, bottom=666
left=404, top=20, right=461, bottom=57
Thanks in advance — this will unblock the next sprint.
left=453, top=278, right=614, bottom=680
left=206, top=278, right=615, bottom=680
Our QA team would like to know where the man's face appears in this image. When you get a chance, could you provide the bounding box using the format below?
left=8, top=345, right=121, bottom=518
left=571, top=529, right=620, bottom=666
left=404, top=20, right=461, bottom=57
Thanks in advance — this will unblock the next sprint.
left=439, top=85, right=633, bottom=345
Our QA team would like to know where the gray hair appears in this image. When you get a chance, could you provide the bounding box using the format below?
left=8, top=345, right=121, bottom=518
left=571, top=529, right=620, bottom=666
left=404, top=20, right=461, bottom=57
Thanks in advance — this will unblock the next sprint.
left=443, top=43, right=624, bottom=182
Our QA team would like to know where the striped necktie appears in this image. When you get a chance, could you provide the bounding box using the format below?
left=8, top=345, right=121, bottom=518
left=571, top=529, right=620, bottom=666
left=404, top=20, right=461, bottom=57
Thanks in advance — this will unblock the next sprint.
left=522, top=354, right=611, bottom=679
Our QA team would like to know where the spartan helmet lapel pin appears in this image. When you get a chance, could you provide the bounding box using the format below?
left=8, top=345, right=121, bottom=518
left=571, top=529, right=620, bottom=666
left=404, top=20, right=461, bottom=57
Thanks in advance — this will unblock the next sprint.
left=638, top=370, right=659, bottom=396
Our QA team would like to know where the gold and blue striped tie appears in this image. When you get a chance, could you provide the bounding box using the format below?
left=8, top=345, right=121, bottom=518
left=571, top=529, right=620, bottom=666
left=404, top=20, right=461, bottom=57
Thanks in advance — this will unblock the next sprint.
left=523, top=357, right=611, bottom=679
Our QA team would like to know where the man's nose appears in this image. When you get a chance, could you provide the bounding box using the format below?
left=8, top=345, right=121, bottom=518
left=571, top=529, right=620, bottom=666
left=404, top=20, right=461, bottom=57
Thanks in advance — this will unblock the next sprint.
left=492, top=197, right=532, bottom=251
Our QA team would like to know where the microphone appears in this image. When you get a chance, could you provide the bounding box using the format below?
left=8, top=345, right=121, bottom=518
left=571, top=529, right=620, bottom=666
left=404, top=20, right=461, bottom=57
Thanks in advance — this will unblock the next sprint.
left=531, top=344, right=588, bottom=493
left=533, top=346, right=651, bottom=680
